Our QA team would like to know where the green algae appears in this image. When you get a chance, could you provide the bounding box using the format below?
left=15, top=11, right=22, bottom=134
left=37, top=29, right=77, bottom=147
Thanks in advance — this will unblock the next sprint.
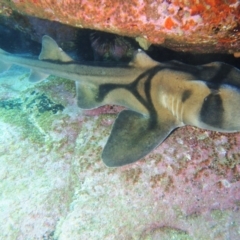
left=0, top=102, right=64, bottom=145
left=0, top=107, right=44, bottom=143
left=26, top=92, right=64, bottom=114
left=0, top=98, right=22, bottom=110
left=0, top=76, right=75, bottom=145
left=34, top=76, right=76, bottom=106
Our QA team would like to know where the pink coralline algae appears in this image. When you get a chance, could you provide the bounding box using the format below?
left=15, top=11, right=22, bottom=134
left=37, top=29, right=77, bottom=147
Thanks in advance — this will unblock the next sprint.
left=1, top=0, right=240, bottom=53
left=147, top=126, right=240, bottom=215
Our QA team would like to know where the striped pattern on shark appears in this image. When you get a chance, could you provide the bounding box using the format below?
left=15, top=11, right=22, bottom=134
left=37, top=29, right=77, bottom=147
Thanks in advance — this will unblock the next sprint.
left=1, top=35, right=240, bottom=167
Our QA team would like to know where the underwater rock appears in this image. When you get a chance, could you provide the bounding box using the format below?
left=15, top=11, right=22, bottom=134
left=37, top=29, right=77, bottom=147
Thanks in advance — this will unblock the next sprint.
left=1, top=0, right=240, bottom=53
left=0, top=11, right=78, bottom=52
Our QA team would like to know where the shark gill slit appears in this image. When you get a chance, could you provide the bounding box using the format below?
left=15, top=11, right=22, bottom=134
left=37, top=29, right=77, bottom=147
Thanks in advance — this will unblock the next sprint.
left=168, top=95, right=181, bottom=123
left=174, top=97, right=181, bottom=122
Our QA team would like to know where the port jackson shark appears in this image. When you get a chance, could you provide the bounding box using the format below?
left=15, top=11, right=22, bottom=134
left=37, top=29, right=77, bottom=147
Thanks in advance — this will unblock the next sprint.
left=1, top=35, right=240, bottom=167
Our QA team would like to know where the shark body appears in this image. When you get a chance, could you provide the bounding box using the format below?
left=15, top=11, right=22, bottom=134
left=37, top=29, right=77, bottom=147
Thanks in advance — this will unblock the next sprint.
left=1, top=35, right=240, bottom=167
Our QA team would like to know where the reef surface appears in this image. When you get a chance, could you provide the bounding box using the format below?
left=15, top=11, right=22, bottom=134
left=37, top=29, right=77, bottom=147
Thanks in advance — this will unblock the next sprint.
left=1, top=0, right=240, bottom=53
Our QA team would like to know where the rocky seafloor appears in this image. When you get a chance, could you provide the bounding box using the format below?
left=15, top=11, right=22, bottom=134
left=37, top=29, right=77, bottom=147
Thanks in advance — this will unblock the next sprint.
left=0, top=62, right=240, bottom=239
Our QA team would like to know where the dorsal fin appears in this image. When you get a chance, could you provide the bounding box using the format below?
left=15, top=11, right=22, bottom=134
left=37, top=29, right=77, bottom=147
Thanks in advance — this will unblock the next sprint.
left=129, top=49, right=159, bottom=68
left=39, top=35, right=73, bottom=62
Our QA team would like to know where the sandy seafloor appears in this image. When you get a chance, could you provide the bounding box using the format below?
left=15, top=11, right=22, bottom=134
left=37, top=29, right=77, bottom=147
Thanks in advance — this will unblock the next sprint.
left=0, top=65, right=240, bottom=240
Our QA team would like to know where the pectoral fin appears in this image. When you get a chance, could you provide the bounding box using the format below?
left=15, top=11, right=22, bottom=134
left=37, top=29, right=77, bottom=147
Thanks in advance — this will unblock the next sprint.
left=102, top=110, right=177, bottom=167
left=75, top=82, right=103, bottom=109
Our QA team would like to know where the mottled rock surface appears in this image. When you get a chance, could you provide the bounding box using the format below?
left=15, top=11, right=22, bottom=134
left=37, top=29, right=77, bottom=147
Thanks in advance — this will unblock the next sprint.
left=1, top=0, right=240, bottom=53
